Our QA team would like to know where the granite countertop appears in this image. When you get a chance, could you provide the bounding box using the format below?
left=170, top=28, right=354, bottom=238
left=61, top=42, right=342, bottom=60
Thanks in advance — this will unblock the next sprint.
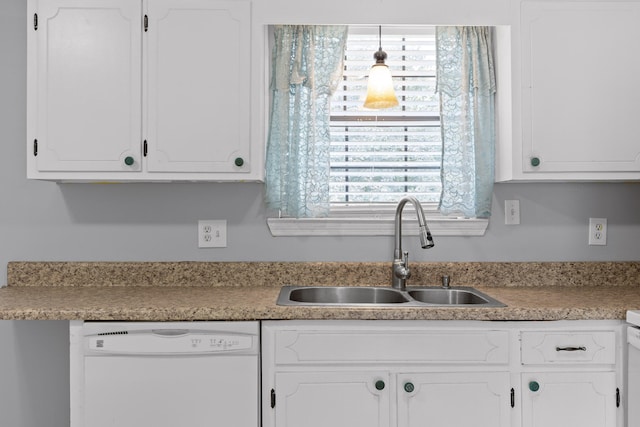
left=1, top=261, right=639, bottom=321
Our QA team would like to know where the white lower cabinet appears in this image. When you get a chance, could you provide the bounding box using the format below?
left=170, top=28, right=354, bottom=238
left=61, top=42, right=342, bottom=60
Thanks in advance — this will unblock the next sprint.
left=275, top=371, right=390, bottom=427
left=521, top=372, right=617, bottom=427
left=274, top=370, right=511, bottom=427
left=520, top=329, right=620, bottom=427
left=398, top=372, right=512, bottom=427
left=262, top=320, right=624, bottom=427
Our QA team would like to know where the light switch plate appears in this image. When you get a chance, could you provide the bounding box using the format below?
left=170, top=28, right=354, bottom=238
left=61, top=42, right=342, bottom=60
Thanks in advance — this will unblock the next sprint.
left=504, top=200, right=520, bottom=225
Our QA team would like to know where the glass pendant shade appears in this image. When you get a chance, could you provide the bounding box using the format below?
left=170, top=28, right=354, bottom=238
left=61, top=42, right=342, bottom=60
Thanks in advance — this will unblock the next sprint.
left=363, top=62, right=399, bottom=109
left=363, top=27, right=399, bottom=109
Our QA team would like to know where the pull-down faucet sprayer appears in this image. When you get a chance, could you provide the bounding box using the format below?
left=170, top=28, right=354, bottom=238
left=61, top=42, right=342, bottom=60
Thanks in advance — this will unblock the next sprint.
left=392, top=196, right=434, bottom=290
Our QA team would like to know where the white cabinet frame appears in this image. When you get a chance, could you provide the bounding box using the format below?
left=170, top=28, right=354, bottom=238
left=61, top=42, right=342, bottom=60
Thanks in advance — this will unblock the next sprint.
left=262, top=320, right=625, bottom=427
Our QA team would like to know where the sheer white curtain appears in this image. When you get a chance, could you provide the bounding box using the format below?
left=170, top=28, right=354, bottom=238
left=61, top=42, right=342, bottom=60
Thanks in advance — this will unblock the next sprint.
left=436, top=26, right=496, bottom=218
left=264, top=25, right=348, bottom=218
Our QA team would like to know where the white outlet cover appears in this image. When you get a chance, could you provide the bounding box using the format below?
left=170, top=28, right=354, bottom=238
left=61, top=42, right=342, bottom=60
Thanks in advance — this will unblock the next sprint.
left=588, top=217, right=607, bottom=246
left=198, top=220, right=227, bottom=248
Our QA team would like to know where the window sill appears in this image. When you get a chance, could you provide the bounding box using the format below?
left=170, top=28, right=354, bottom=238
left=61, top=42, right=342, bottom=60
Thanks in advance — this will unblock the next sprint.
left=267, top=215, right=489, bottom=237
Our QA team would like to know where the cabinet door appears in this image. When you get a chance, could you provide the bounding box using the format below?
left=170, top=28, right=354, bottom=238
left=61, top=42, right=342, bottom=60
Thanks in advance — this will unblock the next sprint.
left=521, top=372, right=617, bottom=427
left=397, top=372, right=512, bottom=427
left=520, top=1, right=640, bottom=174
left=273, top=371, right=390, bottom=427
left=145, top=0, right=251, bottom=174
left=29, top=0, right=142, bottom=172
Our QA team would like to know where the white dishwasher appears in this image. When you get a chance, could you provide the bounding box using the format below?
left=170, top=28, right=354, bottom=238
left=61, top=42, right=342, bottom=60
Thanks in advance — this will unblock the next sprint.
left=70, top=321, right=259, bottom=427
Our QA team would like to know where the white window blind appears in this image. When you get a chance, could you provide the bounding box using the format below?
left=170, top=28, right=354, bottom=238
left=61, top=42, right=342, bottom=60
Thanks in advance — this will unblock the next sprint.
left=329, top=26, right=441, bottom=206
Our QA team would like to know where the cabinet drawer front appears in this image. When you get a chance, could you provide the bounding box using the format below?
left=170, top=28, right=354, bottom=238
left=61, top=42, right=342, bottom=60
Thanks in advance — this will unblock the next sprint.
left=274, top=330, right=509, bottom=365
left=521, top=331, right=615, bottom=365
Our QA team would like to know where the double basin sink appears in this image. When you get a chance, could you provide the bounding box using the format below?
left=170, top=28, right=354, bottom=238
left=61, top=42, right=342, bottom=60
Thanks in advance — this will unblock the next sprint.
left=277, top=285, right=505, bottom=307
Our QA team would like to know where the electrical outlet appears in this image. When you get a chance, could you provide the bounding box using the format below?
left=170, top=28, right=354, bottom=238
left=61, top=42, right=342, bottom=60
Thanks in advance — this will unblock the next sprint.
left=588, top=218, right=607, bottom=246
left=198, top=220, right=227, bottom=248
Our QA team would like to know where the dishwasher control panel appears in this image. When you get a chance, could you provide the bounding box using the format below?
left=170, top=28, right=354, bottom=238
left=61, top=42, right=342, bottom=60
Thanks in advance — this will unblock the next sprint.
left=86, top=331, right=255, bottom=355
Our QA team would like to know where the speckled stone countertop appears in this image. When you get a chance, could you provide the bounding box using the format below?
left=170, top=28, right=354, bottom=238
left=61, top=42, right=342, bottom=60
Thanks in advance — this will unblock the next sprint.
left=1, top=261, right=639, bottom=321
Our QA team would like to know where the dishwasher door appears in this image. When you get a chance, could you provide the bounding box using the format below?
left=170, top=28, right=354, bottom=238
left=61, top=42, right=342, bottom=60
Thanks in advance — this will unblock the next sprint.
left=70, top=321, right=259, bottom=427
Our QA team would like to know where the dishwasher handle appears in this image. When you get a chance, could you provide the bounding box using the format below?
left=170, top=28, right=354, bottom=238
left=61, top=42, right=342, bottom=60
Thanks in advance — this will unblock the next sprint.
left=151, top=329, right=189, bottom=336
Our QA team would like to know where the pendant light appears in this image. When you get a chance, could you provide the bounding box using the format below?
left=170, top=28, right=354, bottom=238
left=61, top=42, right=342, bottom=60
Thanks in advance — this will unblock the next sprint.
left=363, top=26, right=399, bottom=109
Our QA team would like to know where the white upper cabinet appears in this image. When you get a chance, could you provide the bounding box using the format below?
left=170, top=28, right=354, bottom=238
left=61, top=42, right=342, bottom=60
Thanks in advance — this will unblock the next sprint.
left=27, top=0, right=260, bottom=181
left=144, top=0, right=251, bottom=174
left=497, top=0, right=640, bottom=181
left=28, top=0, right=142, bottom=173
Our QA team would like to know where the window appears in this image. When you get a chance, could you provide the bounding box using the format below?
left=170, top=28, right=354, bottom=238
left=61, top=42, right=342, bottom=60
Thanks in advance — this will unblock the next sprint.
left=266, top=25, right=494, bottom=237
left=329, top=26, right=441, bottom=207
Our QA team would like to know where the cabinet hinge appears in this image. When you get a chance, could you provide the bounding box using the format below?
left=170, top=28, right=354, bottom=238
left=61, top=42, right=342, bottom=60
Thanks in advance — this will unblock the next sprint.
left=616, top=388, right=620, bottom=408
left=270, top=388, right=276, bottom=408
left=143, top=15, right=148, bottom=32
left=510, top=388, right=515, bottom=408
left=33, top=13, right=38, bottom=31
left=33, top=139, right=38, bottom=156
left=143, top=140, right=148, bottom=157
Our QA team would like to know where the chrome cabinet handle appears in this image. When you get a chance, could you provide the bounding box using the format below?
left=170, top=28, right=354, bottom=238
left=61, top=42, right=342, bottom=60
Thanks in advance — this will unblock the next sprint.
left=556, top=346, right=586, bottom=352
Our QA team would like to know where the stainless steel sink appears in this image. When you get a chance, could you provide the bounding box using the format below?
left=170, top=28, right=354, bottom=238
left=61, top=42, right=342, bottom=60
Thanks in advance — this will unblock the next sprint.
left=277, top=286, right=505, bottom=307
left=407, top=288, right=494, bottom=305
left=287, top=287, right=410, bottom=304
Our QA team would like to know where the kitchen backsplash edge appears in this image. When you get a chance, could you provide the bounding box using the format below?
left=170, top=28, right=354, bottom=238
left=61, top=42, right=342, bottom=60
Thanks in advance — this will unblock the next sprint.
left=6, top=261, right=640, bottom=288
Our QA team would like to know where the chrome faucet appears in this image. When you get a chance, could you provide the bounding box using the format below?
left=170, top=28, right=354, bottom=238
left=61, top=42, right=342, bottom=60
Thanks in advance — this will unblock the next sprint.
left=392, top=196, right=434, bottom=290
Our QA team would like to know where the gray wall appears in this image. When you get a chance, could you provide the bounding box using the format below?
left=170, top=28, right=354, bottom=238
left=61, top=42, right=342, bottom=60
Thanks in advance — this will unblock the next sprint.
left=1, top=0, right=640, bottom=425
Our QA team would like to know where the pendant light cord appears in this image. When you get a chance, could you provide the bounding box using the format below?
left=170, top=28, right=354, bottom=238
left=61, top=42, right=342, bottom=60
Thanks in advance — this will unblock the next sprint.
left=374, top=26, right=387, bottom=64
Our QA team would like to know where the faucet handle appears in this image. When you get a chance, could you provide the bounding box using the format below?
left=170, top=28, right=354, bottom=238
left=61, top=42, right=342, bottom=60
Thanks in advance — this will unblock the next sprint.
left=441, top=275, right=451, bottom=289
